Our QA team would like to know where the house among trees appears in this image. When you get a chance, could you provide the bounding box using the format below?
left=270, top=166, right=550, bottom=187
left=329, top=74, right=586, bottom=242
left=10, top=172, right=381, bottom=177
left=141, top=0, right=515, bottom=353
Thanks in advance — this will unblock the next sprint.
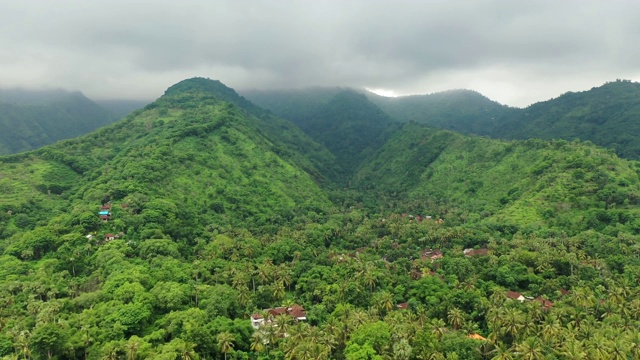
left=535, top=296, right=554, bottom=310
left=467, top=333, right=487, bottom=341
left=464, top=248, right=488, bottom=257
left=104, top=233, right=115, bottom=241
left=506, top=291, right=526, bottom=302
left=98, top=205, right=111, bottom=222
left=421, top=248, right=443, bottom=262
left=251, top=304, right=307, bottom=330
left=396, top=302, right=409, bottom=310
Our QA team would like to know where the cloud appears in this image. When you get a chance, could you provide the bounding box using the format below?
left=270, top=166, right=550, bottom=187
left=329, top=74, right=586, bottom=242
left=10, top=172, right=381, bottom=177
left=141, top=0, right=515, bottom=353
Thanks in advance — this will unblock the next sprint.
left=0, top=0, right=639, bottom=106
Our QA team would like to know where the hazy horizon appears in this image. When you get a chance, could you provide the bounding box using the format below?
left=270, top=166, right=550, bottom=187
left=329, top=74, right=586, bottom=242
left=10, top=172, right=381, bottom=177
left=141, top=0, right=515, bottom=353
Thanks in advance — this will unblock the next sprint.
left=1, top=1, right=639, bottom=107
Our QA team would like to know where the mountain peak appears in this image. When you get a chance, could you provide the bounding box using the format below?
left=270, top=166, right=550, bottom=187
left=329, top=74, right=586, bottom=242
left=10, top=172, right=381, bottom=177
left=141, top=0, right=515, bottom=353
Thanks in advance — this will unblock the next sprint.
left=163, top=77, right=237, bottom=98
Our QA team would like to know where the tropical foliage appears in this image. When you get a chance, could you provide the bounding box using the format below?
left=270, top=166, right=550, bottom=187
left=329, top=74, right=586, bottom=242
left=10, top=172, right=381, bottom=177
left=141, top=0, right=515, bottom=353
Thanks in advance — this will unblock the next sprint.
left=1, top=78, right=640, bottom=359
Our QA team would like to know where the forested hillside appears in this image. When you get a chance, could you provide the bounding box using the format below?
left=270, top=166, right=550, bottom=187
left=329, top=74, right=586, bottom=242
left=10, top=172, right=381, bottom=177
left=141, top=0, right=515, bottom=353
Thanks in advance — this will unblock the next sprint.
left=365, top=90, right=512, bottom=136
left=2, top=78, right=640, bottom=359
left=491, top=80, right=640, bottom=159
left=246, top=80, right=640, bottom=163
left=242, top=87, right=344, bottom=126
left=246, top=88, right=394, bottom=177
left=0, top=89, right=117, bottom=155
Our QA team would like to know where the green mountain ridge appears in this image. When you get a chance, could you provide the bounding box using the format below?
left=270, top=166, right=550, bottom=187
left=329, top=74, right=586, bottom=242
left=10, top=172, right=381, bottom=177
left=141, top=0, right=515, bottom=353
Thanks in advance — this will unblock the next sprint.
left=2, top=78, right=640, bottom=359
left=365, top=89, right=513, bottom=135
left=1, top=78, right=337, bottom=236
left=244, top=80, right=640, bottom=162
left=0, top=89, right=118, bottom=155
left=491, top=80, right=640, bottom=159
left=355, top=123, right=640, bottom=235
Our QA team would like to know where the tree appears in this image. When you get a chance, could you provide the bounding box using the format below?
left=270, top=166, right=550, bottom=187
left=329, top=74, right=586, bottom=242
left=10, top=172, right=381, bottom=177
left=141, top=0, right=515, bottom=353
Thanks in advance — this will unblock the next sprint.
left=217, top=331, right=235, bottom=360
left=447, top=307, right=465, bottom=330
left=30, top=323, right=66, bottom=360
left=250, top=332, right=265, bottom=354
left=515, top=337, right=545, bottom=360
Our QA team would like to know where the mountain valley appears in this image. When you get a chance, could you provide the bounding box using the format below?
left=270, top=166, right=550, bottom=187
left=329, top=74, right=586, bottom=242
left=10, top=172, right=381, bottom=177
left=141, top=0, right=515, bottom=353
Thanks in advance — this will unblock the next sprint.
left=1, top=78, right=640, bottom=359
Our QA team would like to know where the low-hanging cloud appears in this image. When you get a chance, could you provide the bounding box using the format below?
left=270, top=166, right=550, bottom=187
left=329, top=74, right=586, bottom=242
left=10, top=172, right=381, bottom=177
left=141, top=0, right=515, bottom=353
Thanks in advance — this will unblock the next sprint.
left=0, top=0, right=639, bottom=106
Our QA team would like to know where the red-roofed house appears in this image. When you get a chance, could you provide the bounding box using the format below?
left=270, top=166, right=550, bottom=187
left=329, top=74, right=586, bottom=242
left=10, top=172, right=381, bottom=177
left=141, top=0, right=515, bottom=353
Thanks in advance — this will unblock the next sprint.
left=535, top=296, right=554, bottom=310
left=464, top=248, right=488, bottom=257
left=288, top=304, right=307, bottom=321
left=251, top=304, right=307, bottom=329
left=421, top=248, right=443, bottom=262
left=396, top=302, right=409, bottom=310
left=506, top=291, right=526, bottom=302
left=559, top=288, right=571, bottom=296
left=105, top=233, right=115, bottom=241
left=250, top=313, right=265, bottom=329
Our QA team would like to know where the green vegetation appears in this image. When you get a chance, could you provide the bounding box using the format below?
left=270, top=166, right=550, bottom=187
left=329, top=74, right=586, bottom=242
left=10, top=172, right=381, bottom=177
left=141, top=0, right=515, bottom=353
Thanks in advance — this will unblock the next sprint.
left=366, top=89, right=513, bottom=136
left=491, top=80, right=640, bottom=160
left=0, top=89, right=117, bottom=155
left=2, top=78, right=640, bottom=359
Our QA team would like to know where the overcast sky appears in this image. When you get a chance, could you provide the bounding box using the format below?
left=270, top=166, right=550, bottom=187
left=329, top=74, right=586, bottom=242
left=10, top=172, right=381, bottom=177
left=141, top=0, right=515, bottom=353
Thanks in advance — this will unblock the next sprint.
left=1, top=0, right=639, bottom=107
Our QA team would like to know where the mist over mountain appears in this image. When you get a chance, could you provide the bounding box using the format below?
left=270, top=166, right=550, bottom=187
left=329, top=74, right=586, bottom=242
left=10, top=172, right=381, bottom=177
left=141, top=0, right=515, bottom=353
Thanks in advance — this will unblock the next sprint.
left=94, top=99, right=151, bottom=119
left=246, top=79, right=640, bottom=162
left=2, top=78, right=640, bottom=358
left=0, top=89, right=117, bottom=154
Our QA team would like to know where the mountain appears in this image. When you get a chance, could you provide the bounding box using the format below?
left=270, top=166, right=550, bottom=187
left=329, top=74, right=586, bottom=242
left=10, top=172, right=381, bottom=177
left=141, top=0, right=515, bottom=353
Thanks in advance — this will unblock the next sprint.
left=242, top=87, right=344, bottom=124
left=490, top=80, right=640, bottom=159
left=299, top=90, right=394, bottom=177
left=0, top=78, right=338, bottom=238
left=245, top=88, right=394, bottom=178
left=369, top=80, right=640, bottom=162
left=245, top=81, right=640, bottom=163
left=3, top=78, right=640, bottom=358
left=365, top=89, right=514, bottom=135
left=355, top=122, right=640, bottom=235
left=0, top=89, right=117, bottom=154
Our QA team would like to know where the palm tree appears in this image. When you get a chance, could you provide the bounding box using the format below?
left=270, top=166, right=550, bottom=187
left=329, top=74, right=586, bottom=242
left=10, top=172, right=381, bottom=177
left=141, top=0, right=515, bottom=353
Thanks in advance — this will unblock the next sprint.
left=124, top=336, right=142, bottom=360
left=447, top=307, right=465, bottom=330
left=359, top=263, right=378, bottom=293
left=490, top=342, right=514, bottom=360
left=609, top=337, right=629, bottom=360
left=392, top=338, right=412, bottom=360
left=539, top=315, right=562, bottom=346
left=555, top=338, right=586, bottom=360
left=250, top=331, right=265, bottom=354
left=586, top=334, right=611, bottom=360
left=15, top=330, right=31, bottom=360
left=277, top=264, right=294, bottom=291
left=501, top=308, right=524, bottom=343
left=375, top=291, right=394, bottom=314
left=515, top=337, right=545, bottom=360
left=177, top=341, right=199, bottom=360
left=274, top=314, right=292, bottom=338
left=217, top=332, right=235, bottom=360
left=257, top=260, right=274, bottom=285
left=430, top=318, right=447, bottom=340
left=628, top=331, right=640, bottom=359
